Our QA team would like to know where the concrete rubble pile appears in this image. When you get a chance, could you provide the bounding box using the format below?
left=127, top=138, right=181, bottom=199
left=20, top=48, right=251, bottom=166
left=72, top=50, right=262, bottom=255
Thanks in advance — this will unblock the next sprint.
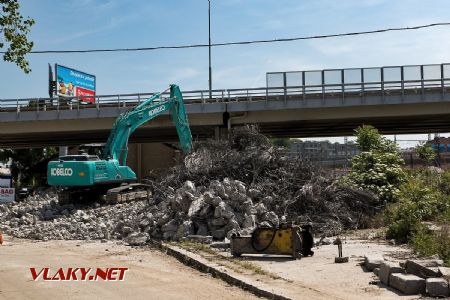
left=150, top=126, right=379, bottom=235
left=0, top=126, right=378, bottom=244
left=0, top=179, right=282, bottom=243
left=0, top=191, right=148, bottom=241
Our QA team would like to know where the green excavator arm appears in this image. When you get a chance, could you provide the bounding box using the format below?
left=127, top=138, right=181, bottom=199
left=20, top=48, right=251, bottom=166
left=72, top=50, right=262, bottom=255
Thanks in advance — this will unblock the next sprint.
left=102, top=84, right=193, bottom=165
left=47, top=84, right=192, bottom=188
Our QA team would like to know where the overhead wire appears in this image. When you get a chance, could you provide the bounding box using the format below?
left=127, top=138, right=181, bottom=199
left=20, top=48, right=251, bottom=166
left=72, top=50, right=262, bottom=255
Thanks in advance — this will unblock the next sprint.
left=1, top=22, right=449, bottom=55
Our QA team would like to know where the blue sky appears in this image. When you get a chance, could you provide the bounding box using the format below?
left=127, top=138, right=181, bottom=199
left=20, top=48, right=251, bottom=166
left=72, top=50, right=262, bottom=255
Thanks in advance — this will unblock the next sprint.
left=1, top=0, right=450, bottom=145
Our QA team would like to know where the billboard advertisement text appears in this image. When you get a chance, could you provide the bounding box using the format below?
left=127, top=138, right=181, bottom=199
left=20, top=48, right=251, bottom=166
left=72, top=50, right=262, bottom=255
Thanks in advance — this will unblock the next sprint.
left=0, top=187, right=15, bottom=203
left=56, top=65, right=96, bottom=103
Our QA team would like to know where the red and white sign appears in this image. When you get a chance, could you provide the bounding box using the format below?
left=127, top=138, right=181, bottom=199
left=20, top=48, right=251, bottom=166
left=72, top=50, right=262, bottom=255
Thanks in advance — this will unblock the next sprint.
left=76, top=87, right=96, bottom=103
left=0, top=187, right=15, bottom=203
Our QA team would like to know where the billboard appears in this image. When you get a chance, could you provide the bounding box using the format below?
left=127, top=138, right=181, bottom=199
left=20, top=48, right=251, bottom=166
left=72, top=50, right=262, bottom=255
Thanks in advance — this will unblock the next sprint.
left=56, top=64, right=96, bottom=103
left=0, top=175, right=12, bottom=188
left=0, top=187, right=15, bottom=203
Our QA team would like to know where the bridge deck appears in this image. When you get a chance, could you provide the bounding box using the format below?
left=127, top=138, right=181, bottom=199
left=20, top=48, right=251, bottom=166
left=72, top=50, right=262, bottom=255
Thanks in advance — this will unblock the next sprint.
left=1, top=63, right=450, bottom=147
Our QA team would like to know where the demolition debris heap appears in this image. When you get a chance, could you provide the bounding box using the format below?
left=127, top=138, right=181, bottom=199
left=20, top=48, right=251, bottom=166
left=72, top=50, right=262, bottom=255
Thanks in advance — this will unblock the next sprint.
left=0, top=127, right=378, bottom=243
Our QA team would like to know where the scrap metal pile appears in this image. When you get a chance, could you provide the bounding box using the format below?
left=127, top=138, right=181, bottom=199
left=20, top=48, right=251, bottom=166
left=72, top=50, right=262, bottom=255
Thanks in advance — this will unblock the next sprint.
left=0, top=127, right=378, bottom=243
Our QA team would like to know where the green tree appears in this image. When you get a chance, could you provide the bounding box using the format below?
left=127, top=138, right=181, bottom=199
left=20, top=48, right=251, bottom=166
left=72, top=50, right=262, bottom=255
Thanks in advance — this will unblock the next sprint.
left=343, top=125, right=406, bottom=202
left=0, top=148, right=58, bottom=187
left=0, top=0, right=34, bottom=73
left=415, top=142, right=436, bottom=166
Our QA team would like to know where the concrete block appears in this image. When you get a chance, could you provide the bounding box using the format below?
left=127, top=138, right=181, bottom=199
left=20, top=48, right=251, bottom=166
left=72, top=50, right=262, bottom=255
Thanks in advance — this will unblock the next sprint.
left=405, top=260, right=441, bottom=278
left=389, top=273, right=425, bottom=295
left=414, top=259, right=443, bottom=267
left=426, top=278, right=450, bottom=297
left=379, top=261, right=403, bottom=285
left=364, top=255, right=384, bottom=271
left=124, top=232, right=149, bottom=246
left=212, top=229, right=226, bottom=240
left=438, top=267, right=450, bottom=281
left=373, top=267, right=380, bottom=277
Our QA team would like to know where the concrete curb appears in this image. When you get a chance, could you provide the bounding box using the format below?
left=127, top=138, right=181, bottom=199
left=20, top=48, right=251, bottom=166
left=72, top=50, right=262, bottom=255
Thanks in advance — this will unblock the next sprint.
left=161, top=243, right=291, bottom=300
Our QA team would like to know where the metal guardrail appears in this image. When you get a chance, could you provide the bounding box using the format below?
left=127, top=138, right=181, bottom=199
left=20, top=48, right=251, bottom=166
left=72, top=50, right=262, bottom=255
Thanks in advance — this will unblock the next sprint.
left=1, top=63, right=449, bottom=114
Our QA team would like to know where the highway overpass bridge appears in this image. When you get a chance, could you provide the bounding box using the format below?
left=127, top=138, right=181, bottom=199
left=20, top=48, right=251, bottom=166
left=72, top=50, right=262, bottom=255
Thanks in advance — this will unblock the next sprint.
left=1, top=63, right=450, bottom=148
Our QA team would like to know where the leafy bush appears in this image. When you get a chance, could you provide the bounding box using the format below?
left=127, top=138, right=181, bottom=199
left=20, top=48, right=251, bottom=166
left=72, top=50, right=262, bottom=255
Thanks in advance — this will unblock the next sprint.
left=411, top=224, right=450, bottom=266
left=439, top=170, right=450, bottom=195
left=415, top=142, right=436, bottom=166
left=343, top=125, right=405, bottom=202
left=385, top=175, right=449, bottom=242
left=384, top=167, right=450, bottom=243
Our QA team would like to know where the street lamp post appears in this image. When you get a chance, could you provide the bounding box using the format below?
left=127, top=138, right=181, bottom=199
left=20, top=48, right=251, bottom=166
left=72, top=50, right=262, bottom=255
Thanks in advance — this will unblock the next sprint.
left=208, top=0, right=212, bottom=99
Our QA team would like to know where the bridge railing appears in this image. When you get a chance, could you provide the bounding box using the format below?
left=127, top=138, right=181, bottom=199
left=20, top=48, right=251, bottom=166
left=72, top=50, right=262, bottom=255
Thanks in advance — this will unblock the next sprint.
left=267, top=63, right=450, bottom=97
left=1, top=63, right=450, bottom=113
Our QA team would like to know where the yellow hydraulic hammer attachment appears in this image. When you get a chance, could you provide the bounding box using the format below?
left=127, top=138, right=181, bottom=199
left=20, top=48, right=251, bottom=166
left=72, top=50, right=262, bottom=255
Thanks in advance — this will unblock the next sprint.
left=230, top=223, right=313, bottom=259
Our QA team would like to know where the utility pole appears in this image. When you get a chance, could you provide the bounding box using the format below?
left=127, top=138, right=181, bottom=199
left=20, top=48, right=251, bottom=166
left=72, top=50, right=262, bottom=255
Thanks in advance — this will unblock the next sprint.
left=344, top=136, right=348, bottom=169
left=208, top=0, right=212, bottom=99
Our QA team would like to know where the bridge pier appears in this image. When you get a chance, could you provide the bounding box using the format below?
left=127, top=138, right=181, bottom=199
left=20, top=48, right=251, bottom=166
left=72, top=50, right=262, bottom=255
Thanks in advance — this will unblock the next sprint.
left=214, top=126, right=229, bottom=140
left=126, top=142, right=178, bottom=179
left=59, top=146, right=68, bottom=157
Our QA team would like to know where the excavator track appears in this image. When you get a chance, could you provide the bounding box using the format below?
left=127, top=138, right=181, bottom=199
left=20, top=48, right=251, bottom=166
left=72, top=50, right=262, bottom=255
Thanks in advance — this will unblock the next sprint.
left=58, top=183, right=151, bottom=205
left=105, top=183, right=151, bottom=204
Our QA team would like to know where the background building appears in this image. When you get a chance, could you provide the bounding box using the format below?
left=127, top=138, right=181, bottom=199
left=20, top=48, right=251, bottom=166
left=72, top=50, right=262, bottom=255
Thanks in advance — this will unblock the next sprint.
left=289, top=140, right=359, bottom=168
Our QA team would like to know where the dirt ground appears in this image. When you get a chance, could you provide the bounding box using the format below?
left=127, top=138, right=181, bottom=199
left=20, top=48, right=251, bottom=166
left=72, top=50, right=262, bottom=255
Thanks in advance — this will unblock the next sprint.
left=0, top=233, right=423, bottom=300
left=174, top=231, right=421, bottom=300
left=0, top=235, right=259, bottom=300
left=246, top=237, right=418, bottom=300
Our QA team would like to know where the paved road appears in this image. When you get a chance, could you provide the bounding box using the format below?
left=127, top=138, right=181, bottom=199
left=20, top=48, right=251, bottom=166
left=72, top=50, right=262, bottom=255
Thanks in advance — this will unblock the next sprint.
left=0, top=236, right=258, bottom=300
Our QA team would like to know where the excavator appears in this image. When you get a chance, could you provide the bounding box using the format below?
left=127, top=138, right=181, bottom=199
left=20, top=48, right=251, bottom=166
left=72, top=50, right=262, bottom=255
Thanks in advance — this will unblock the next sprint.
left=47, top=84, right=192, bottom=203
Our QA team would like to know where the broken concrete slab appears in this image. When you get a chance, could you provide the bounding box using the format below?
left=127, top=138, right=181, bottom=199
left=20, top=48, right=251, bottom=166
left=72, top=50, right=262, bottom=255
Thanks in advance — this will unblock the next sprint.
left=379, top=261, right=403, bottom=285
left=125, top=232, right=149, bottom=246
left=211, top=217, right=227, bottom=227
left=254, top=203, right=267, bottom=215
left=161, top=219, right=178, bottom=233
left=242, top=214, right=256, bottom=229
left=417, top=259, right=443, bottom=267
left=176, top=221, right=195, bottom=240
left=214, top=202, right=234, bottom=219
left=195, top=223, right=208, bottom=236
left=188, top=197, right=206, bottom=217
left=439, top=267, right=450, bottom=281
left=389, top=273, right=425, bottom=295
left=212, top=229, right=226, bottom=240
left=405, top=260, right=442, bottom=278
left=364, top=255, right=384, bottom=271
left=183, top=180, right=196, bottom=193
left=426, top=278, right=450, bottom=297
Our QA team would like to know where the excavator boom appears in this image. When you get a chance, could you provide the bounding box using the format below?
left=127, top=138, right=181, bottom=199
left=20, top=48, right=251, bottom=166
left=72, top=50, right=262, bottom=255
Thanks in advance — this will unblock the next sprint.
left=47, top=84, right=192, bottom=203
left=102, top=85, right=192, bottom=165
